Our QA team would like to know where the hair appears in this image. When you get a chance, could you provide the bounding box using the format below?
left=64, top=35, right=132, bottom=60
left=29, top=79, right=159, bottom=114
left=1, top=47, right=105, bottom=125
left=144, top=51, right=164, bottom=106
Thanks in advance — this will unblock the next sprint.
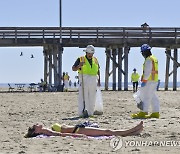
left=24, top=126, right=40, bottom=138
left=142, top=49, right=152, bottom=58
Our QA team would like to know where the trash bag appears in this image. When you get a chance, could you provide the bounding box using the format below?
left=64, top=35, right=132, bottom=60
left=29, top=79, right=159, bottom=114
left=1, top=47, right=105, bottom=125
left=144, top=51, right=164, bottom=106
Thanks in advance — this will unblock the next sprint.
left=94, top=87, right=103, bottom=115
left=133, top=90, right=144, bottom=110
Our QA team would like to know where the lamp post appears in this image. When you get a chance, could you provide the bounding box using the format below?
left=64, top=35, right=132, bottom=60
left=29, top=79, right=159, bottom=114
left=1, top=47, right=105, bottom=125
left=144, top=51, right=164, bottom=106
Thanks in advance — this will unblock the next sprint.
left=59, top=0, right=62, bottom=44
left=57, top=0, right=63, bottom=91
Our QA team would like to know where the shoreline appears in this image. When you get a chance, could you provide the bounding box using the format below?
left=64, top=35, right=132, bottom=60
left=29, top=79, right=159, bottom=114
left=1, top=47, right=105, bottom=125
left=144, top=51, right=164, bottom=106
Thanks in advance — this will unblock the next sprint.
left=0, top=86, right=179, bottom=93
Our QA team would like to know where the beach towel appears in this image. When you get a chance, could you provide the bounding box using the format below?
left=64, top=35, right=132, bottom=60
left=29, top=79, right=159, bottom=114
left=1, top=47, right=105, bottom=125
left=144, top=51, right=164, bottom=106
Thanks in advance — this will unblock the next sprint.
left=34, top=134, right=114, bottom=140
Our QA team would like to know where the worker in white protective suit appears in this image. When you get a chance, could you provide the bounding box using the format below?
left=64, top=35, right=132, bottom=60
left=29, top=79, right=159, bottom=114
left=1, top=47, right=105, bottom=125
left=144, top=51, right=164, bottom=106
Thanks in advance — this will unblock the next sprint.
left=131, top=44, right=160, bottom=119
left=63, top=72, right=70, bottom=92
left=72, top=45, right=100, bottom=117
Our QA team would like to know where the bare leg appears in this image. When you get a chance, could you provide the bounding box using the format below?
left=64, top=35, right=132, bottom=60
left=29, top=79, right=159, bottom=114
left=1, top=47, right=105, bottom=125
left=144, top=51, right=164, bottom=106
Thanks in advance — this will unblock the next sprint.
left=76, top=121, right=143, bottom=137
left=111, top=121, right=143, bottom=136
left=123, top=126, right=143, bottom=136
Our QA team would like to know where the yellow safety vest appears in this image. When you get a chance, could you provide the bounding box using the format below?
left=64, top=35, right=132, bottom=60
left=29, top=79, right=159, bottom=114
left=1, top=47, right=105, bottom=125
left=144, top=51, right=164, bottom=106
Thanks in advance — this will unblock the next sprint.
left=78, top=56, right=99, bottom=76
left=64, top=74, right=69, bottom=80
left=142, top=55, right=158, bottom=81
left=131, top=73, right=140, bottom=82
left=41, top=81, right=46, bottom=86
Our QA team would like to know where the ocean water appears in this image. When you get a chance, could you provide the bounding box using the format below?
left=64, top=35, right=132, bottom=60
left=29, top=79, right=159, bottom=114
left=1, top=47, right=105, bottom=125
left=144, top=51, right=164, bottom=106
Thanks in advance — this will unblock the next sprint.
left=1, top=82, right=180, bottom=89
left=101, top=82, right=180, bottom=89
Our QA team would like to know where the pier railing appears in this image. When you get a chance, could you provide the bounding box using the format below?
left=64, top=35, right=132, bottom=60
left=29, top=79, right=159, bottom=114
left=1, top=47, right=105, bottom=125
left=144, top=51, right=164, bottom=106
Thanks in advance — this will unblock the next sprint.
left=0, top=27, right=180, bottom=47
left=0, top=27, right=180, bottom=39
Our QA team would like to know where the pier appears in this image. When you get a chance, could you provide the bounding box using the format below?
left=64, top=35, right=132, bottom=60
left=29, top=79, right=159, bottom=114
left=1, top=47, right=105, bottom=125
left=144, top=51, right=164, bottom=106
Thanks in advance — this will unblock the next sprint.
left=0, top=26, right=179, bottom=91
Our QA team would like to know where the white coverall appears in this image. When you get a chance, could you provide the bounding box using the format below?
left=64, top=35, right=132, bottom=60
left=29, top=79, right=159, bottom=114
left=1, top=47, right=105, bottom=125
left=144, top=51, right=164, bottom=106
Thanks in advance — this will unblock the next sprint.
left=139, top=58, right=160, bottom=113
left=78, top=74, right=97, bottom=116
left=64, top=80, right=69, bottom=90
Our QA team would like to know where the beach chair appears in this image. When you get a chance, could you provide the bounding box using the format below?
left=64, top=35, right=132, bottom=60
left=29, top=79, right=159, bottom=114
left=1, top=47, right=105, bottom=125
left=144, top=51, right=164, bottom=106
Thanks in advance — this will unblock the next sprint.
left=8, top=83, right=15, bottom=92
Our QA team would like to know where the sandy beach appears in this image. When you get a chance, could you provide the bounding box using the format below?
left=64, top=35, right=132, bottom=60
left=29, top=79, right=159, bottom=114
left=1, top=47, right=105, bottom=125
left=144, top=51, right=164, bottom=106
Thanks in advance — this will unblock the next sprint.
left=0, top=89, right=180, bottom=154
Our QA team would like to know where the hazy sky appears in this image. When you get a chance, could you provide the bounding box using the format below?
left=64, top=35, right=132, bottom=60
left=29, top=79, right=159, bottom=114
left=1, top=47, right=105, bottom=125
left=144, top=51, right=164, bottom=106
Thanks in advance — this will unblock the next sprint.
left=0, top=0, right=179, bottom=83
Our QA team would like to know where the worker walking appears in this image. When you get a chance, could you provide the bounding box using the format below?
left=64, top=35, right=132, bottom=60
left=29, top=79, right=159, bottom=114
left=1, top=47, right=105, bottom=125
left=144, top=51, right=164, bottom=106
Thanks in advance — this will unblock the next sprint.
left=131, top=44, right=160, bottom=119
left=72, top=45, right=100, bottom=117
left=63, top=72, right=70, bottom=92
left=131, top=68, right=140, bottom=92
left=39, top=79, right=47, bottom=92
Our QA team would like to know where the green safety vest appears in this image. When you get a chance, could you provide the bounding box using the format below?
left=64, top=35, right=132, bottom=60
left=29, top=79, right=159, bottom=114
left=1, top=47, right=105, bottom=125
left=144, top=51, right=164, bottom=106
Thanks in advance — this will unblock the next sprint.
left=142, top=55, right=158, bottom=81
left=78, top=56, right=99, bottom=76
left=131, top=73, right=140, bottom=82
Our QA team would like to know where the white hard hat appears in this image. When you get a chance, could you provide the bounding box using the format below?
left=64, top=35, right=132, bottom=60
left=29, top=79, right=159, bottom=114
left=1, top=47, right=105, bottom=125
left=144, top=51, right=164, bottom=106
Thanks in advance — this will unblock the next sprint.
left=83, top=45, right=95, bottom=54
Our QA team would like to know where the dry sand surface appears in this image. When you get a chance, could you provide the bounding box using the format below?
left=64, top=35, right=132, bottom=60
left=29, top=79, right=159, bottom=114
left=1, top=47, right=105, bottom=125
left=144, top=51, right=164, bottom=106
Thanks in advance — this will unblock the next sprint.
left=0, top=89, right=180, bottom=154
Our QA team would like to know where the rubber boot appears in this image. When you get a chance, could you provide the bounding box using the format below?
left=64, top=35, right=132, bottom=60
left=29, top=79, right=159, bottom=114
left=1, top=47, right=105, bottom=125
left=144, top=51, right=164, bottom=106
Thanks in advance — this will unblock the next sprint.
left=146, top=112, right=160, bottom=118
left=131, top=111, right=148, bottom=119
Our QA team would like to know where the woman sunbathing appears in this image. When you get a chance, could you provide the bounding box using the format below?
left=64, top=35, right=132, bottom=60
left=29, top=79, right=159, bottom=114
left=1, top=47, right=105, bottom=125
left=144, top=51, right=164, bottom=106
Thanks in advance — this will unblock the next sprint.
left=25, top=121, right=143, bottom=138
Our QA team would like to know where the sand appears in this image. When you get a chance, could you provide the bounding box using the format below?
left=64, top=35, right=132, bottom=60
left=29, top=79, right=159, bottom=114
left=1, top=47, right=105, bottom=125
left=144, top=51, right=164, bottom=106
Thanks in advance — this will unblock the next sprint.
left=0, top=89, right=180, bottom=154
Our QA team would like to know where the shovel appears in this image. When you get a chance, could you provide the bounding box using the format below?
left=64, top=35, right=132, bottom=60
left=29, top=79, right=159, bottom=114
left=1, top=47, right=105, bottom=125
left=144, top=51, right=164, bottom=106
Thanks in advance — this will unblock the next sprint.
left=81, top=65, right=89, bottom=118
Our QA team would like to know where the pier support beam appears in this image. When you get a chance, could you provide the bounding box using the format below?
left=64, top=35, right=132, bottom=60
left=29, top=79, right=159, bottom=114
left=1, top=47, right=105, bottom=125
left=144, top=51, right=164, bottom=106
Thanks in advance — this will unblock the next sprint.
left=165, top=48, right=171, bottom=90
left=118, top=48, right=123, bottom=91
left=104, top=46, right=128, bottom=91
left=105, top=49, right=110, bottom=90
left=43, top=48, right=48, bottom=84
left=165, top=48, right=179, bottom=91
left=112, top=48, right=117, bottom=91
left=48, top=48, right=53, bottom=86
left=173, top=48, right=178, bottom=91
left=57, top=45, right=63, bottom=91
left=124, top=46, right=129, bottom=91
left=43, top=44, right=63, bottom=91
left=53, top=46, right=58, bottom=88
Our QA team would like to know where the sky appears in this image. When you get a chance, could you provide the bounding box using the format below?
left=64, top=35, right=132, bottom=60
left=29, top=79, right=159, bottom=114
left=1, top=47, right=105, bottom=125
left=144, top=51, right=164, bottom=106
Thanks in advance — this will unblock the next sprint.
left=0, top=0, right=179, bottom=84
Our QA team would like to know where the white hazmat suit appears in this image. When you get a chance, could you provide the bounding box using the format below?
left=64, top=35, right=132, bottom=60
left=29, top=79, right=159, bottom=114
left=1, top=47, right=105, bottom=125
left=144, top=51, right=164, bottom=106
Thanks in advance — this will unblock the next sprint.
left=140, top=58, right=160, bottom=113
left=78, top=74, right=98, bottom=116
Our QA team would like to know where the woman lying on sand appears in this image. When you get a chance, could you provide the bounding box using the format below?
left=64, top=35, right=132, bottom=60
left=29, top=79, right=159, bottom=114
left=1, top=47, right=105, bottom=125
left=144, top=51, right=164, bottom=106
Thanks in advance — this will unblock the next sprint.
left=25, top=121, right=143, bottom=138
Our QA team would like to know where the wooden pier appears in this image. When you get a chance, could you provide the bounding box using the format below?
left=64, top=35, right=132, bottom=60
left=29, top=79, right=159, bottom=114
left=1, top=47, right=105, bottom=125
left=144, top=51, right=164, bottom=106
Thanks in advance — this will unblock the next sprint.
left=0, top=27, right=179, bottom=91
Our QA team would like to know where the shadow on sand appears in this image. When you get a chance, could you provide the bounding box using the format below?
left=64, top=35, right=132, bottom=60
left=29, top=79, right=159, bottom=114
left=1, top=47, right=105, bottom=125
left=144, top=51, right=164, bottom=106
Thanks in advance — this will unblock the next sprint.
left=62, top=116, right=82, bottom=121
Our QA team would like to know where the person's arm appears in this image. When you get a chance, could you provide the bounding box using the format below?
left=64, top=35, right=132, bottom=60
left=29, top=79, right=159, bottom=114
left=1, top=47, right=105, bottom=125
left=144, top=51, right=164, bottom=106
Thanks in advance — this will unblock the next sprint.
left=72, top=58, right=82, bottom=71
left=97, top=68, right=101, bottom=86
left=131, top=74, right=133, bottom=82
left=137, top=73, right=140, bottom=81
left=141, top=59, right=152, bottom=87
left=61, top=132, right=86, bottom=138
left=143, top=59, right=152, bottom=81
left=40, top=128, right=86, bottom=138
left=96, top=59, right=101, bottom=86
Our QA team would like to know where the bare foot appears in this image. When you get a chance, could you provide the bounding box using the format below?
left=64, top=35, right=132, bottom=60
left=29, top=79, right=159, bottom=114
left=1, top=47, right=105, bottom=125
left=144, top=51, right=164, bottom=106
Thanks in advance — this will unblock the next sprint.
left=121, top=121, right=143, bottom=137
left=126, top=127, right=143, bottom=136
